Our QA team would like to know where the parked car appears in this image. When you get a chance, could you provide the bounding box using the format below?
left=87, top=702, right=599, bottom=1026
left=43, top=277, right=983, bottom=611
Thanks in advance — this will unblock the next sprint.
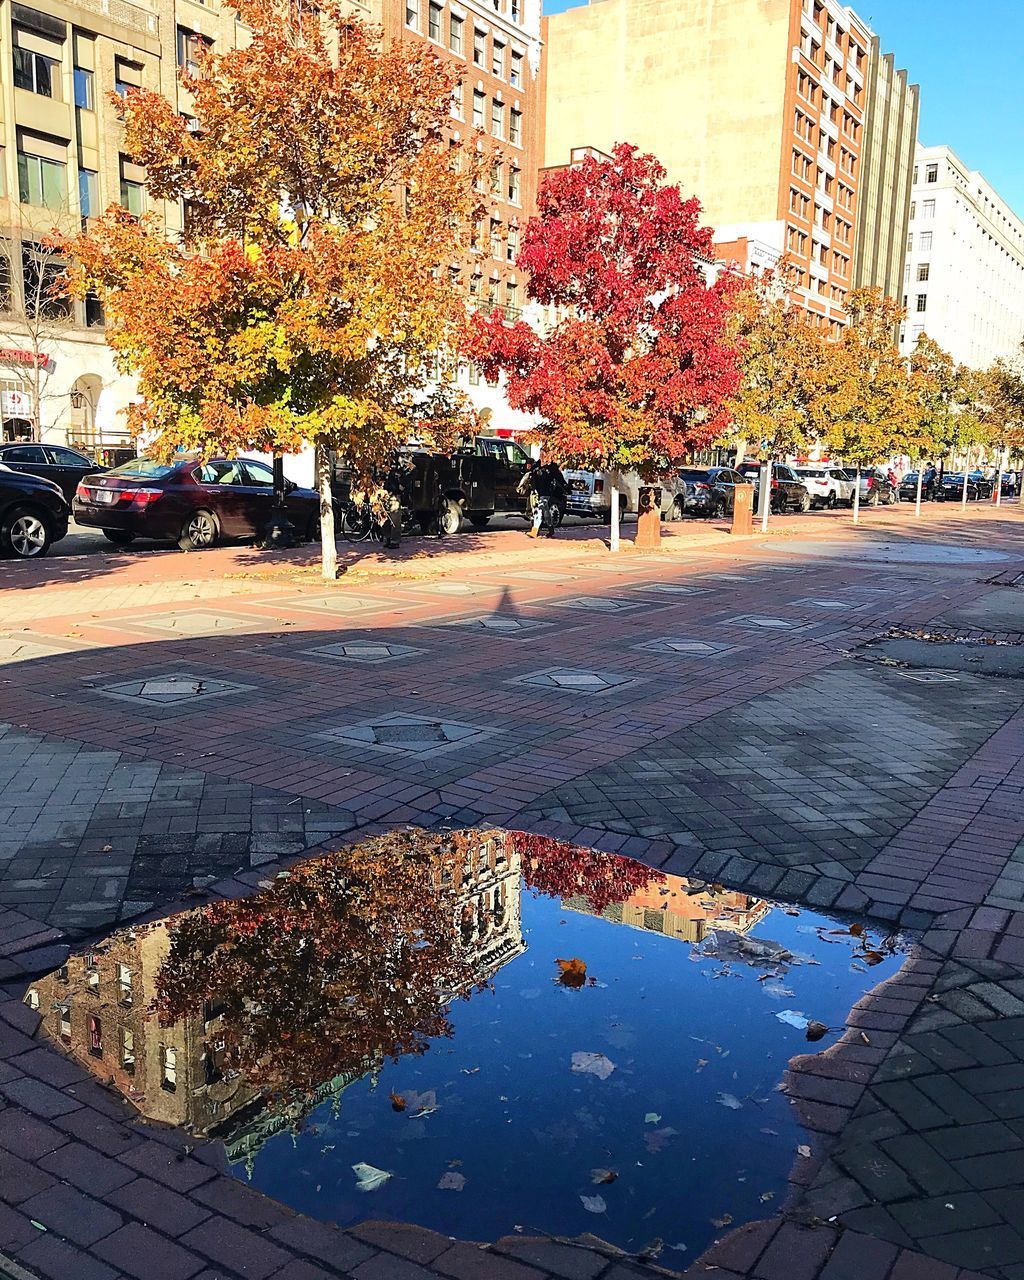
left=935, top=472, right=981, bottom=502
left=735, top=462, right=811, bottom=513
left=676, top=466, right=752, bottom=518
left=899, top=467, right=939, bottom=501
left=0, top=463, right=70, bottom=558
left=73, top=455, right=326, bottom=550
left=1000, top=471, right=1019, bottom=497
left=968, top=470, right=995, bottom=499
left=0, top=442, right=104, bottom=503
left=849, top=467, right=898, bottom=506
left=792, top=465, right=854, bottom=509
left=563, top=468, right=683, bottom=522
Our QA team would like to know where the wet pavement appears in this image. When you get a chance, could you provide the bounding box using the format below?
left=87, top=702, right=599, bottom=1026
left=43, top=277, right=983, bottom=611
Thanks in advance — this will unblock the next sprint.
left=0, top=501, right=1022, bottom=1280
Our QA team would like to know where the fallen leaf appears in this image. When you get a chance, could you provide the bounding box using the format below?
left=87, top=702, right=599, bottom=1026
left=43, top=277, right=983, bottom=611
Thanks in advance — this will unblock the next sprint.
left=716, top=1093, right=743, bottom=1110
left=644, top=1112, right=662, bottom=1124
left=580, top=1194, right=607, bottom=1214
left=644, top=1126, right=679, bottom=1153
left=591, top=1168, right=617, bottom=1185
left=390, top=1091, right=407, bottom=1112
left=556, top=957, right=588, bottom=989
left=849, top=923, right=865, bottom=937
left=352, top=1163, right=391, bottom=1192
left=437, top=1171, right=466, bottom=1191
left=796, top=1145, right=812, bottom=1159
left=710, top=1213, right=733, bottom=1229
left=805, top=1021, right=829, bottom=1042
left=571, top=1051, right=616, bottom=1080
left=776, top=1010, right=810, bottom=1030
left=759, top=1192, right=775, bottom=1203
left=863, top=950, right=885, bottom=967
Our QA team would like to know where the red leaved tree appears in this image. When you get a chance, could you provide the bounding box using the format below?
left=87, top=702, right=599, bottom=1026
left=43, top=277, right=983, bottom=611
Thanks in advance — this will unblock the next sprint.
left=467, top=143, right=740, bottom=543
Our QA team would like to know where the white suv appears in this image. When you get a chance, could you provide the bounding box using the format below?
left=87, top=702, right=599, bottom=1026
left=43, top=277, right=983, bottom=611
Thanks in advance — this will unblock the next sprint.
left=793, top=466, right=854, bottom=509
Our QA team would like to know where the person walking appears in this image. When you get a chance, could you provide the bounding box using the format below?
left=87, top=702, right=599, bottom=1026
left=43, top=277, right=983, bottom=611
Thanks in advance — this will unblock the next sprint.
left=518, top=459, right=567, bottom=538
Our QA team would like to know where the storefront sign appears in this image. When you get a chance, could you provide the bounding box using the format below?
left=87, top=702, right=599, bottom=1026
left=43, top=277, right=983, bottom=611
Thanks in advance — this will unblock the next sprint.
left=0, top=348, right=47, bottom=368
left=1, top=389, right=32, bottom=417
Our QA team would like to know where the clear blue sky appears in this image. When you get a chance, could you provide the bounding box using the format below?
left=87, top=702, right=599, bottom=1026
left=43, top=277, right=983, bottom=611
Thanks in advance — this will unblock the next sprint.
left=540, top=0, right=1024, bottom=217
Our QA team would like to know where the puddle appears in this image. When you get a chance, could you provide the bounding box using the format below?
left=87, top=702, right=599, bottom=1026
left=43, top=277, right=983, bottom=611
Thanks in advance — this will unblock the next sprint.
left=28, top=828, right=908, bottom=1259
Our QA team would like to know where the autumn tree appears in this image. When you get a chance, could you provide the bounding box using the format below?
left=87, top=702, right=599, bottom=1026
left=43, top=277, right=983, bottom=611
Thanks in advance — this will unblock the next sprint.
left=66, top=0, right=481, bottom=577
left=467, top=143, right=740, bottom=547
left=983, top=351, right=1024, bottom=495
left=906, top=334, right=960, bottom=512
left=826, top=288, right=913, bottom=521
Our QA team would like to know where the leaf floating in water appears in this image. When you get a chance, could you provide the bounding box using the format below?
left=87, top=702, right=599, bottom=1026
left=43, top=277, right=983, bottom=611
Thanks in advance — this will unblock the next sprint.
left=644, top=1126, right=679, bottom=1153
left=796, top=1145, right=812, bottom=1159
left=716, top=1093, right=743, bottom=1110
left=591, top=1168, right=618, bottom=1185
left=776, top=1010, right=810, bottom=1030
left=437, top=1171, right=466, bottom=1191
left=389, top=1091, right=407, bottom=1112
left=759, top=1191, right=775, bottom=1203
left=805, top=1020, right=829, bottom=1042
left=710, top=1213, right=733, bottom=1229
left=571, top=1051, right=616, bottom=1080
left=863, top=950, right=886, bottom=967
left=580, top=1194, right=607, bottom=1214
left=644, top=1112, right=662, bottom=1124
left=352, top=1162, right=391, bottom=1192
left=556, top=957, right=588, bottom=988
left=849, top=923, right=865, bottom=937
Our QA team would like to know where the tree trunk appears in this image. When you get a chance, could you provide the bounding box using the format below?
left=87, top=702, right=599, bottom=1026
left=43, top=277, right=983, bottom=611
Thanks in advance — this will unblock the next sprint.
left=852, top=466, right=861, bottom=524
left=317, top=446, right=338, bottom=580
left=914, top=464, right=923, bottom=518
left=610, top=479, right=620, bottom=553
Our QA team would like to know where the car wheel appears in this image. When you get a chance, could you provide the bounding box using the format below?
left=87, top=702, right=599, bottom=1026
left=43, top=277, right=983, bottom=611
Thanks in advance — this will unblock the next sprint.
left=437, top=498, right=462, bottom=536
left=2, top=506, right=52, bottom=559
left=798, top=490, right=811, bottom=513
left=102, top=528, right=135, bottom=546
left=178, top=509, right=218, bottom=551
left=469, top=513, right=490, bottom=529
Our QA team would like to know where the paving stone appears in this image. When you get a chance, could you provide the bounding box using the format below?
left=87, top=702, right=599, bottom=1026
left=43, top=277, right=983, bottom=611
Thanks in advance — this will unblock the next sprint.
left=269, top=1218, right=376, bottom=1270
left=179, top=1217, right=293, bottom=1279
left=20, top=1181, right=123, bottom=1246
left=493, top=1237, right=607, bottom=1279
left=818, top=1231, right=898, bottom=1279
left=40, top=1139, right=136, bottom=1195
left=351, top=1221, right=451, bottom=1265
left=106, top=1176, right=211, bottom=1237
left=752, top=1222, right=836, bottom=1280
left=18, top=1232, right=125, bottom=1280
left=0, top=1147, right=55, bottom=1203
left=433, top=1242, right=549, bottom=1280
left=0, top=1075, right=81, bottom=1118
left=191, top=1176, right=292, bottom=1229
left=94, top=1221, right=207, bottom=1280
left=0, top=1107, right=68, bottom=1159
left=352, top=1256, right=444, bottom=1280
left=120, top=1139, right=217, bottom=1192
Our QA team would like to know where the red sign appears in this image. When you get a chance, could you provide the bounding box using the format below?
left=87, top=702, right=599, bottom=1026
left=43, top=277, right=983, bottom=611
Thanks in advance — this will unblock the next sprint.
left=0, top=348, right=47, bottom=367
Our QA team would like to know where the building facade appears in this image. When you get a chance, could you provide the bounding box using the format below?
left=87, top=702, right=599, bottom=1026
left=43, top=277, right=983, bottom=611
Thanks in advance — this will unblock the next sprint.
left=543, top=0, right=915, bottom=332
left=899, top=144, right=1024, bottom=369
left=0, top=0, right=243, bottom=451
left=852, top=36, right=919, bottom=300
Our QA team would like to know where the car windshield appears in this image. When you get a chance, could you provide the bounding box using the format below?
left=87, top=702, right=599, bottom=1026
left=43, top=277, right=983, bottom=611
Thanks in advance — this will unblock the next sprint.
left=109, top=458, right=176, bottom=480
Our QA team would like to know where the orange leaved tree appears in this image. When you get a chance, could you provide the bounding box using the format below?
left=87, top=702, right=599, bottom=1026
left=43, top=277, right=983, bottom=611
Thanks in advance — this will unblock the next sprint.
left=66, top=0, right=481, bottom=577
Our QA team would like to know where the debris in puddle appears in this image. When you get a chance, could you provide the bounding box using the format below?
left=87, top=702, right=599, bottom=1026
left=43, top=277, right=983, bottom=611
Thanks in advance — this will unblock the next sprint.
left=437, top=1171, right=466, bottom=1191
left=353, top=1163, right=391, bottom=1192
left=580, top=1194, right=607, bottom=1214
left=571, top=1052, right=616, bottom=1080
left=591, top=1168, right=617, bottom=1185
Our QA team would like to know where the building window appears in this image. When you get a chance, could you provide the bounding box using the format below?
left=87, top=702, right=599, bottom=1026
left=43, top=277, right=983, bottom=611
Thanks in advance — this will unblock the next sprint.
left=161, top=1045, right=177, bottom=1091
left=78, top=168, right=98, bottom=219
left=121, top=1027, right=135, bottom=1075
left=405, top=0, right=418, bottom=27
left=510, top=49, right=523, bottom=88
left=507, top=165, right=520, bottom=203
left=59, top=1005, right=71, bottom=1039
left=492, top=40, right=504, bottom=77
left=489, top=217, right=501, bottom=258
left=450, top=81, right=463, bottom=119
left=490, top=99, right=504, bottom=138
left=449, top=13, right=462, bottom=53
left=917, top=263, right=930, bottom=282
left=926, top=163, right=938, bottom=183
left=120, top=157, right=145, bottom=215
left=472, top=90, right=485, bottom=128
left=88, top=1015, right=103, bottom=1057
left=13, top=44, right=58, bottom=100
left=506, top=224, right=518, bottom=262
left=909, top=202, right=915, bottom=220
left=428, top=1, right=442, bottom=39
left=489, top=159, right=502, bottom=194
left=919, top=231, right=932, bottom=251
left=916, top=294, right=927, bottom=312
left=468, top=360, right=480, bottom=385
left=906, top=233, right=913, bottom=252
left=509, top=107, right=521, bottom=145
left=506, top=281, right=518, bottom=316
left=115, top=57, right=142, bottom=97
left=117, top=963, right=133, bottom=1006
left=27, top=989, right=39, bottom=1010
left=85, top=292, right=104, bottom=327
left=73, top=67, right=94, bottom=111
left=511, top=0, right=519, bottom=19
left=473, top=27, right=485, bottom=65
left=913, top=165, right=918, bottom=184
left=922, top=199, right=935, bottom=219
left=176, top=28, right=209, bottom=75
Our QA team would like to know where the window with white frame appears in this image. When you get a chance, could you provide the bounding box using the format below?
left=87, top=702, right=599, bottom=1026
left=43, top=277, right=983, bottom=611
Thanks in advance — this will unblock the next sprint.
left=449, top=13, right=462, bottom=53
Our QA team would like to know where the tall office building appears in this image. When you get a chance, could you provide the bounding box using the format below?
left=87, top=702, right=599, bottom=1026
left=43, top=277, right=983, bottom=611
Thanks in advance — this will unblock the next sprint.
left=544, top=0, right=917, bottom=333
left=899, top=145, right=1024, bottom=370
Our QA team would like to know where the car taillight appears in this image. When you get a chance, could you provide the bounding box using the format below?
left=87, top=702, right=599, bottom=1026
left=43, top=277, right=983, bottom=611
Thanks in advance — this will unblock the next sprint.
left=866, top=477, right=874, bottom=488
left=771, top=480, right=779, bottom=489
left=75, top=482, right=89, bottom=500
left=594, top=478, right=604, bottom=494
left=694, top=482, right=709, bottom=491
left=130, top=488, right=162, bottom=507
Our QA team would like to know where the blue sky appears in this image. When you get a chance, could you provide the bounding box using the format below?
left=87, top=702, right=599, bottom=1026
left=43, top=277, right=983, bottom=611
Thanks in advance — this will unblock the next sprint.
left=540, top=0, right=1024, bottom=216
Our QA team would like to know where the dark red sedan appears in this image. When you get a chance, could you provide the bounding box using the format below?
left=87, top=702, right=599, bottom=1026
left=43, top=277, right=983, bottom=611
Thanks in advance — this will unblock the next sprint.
left=73, top=455, right=324, bottom=550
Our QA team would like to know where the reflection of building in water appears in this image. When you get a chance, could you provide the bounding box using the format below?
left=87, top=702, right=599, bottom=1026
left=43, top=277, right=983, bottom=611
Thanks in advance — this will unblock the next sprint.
left=29, top=828, right=525, bottom=1139
left=564, top=872, right=770, bottom=944
left=31, top=924, right=257, bottom=1136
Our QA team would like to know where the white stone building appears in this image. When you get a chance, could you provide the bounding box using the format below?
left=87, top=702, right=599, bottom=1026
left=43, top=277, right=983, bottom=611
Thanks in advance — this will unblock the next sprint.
left=899, top=144, right=1024, bottom=368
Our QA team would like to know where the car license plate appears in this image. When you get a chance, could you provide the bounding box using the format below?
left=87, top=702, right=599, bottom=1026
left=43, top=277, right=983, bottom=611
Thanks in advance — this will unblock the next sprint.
left=95, top=489, right=116, bottom=504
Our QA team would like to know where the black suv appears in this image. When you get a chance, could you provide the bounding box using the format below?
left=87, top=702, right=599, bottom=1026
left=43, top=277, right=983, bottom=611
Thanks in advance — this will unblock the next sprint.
left=676, top=467, right=752, bottom=517
left=0, top=442, right=103, bottom=502
left=0, top=464, right=70, bottom=557
left=736, top=462, right=811, bottom=513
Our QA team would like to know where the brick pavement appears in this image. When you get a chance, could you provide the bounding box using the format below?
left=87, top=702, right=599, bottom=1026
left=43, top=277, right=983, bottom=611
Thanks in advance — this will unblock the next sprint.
left=0, top=500, right=1022, bottom=1280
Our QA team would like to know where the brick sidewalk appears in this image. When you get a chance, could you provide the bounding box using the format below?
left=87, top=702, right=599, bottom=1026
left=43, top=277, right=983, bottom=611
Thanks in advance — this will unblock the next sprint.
left=0, top=501, right=1022, bottom=1280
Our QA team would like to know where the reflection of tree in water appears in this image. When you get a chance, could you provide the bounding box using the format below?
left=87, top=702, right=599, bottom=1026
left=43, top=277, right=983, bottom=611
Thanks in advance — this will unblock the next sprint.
left=511, top=831, right=666, bottom=914
left=154, top=829, right=506, bottom=1112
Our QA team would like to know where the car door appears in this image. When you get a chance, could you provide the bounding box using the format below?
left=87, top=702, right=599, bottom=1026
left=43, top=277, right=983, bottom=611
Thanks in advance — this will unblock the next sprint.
left=1, top=444, right=52, bottom=488
left=193, top=461, right=249, bottom=535
left=45, top=446, right=96, bottom=502
left=712, top=469, right=735, bottom=512
left=238, top=459, right=277, bottom=532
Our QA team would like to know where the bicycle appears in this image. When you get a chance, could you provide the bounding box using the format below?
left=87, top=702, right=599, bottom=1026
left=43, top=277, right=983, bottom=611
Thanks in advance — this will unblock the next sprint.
left=340, top=494, right=416, bottom=543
